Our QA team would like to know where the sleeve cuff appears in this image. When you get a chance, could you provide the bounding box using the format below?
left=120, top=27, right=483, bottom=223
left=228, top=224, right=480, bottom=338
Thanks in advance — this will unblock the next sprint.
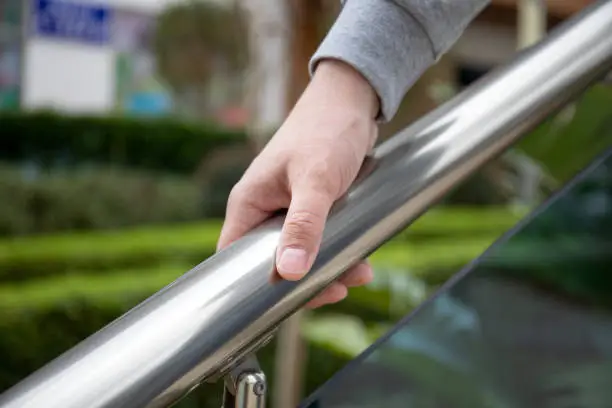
left=309, top=0, right=435, bottom=122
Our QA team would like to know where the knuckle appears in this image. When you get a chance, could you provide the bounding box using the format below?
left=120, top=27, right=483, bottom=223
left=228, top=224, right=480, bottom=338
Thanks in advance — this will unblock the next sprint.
left=306, top=160, right=331, bottom=181
left=227, top=185, right=243, bottom=204
left=284, top=210, right=323, bottom=243
left=303, top=161, right=339, bottom=197
left=227, top=183, right=249, bottom=209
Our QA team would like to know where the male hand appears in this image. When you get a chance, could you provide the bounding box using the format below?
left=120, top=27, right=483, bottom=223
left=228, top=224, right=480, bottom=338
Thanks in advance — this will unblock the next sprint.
left=217, top=60, right=379, bottom=308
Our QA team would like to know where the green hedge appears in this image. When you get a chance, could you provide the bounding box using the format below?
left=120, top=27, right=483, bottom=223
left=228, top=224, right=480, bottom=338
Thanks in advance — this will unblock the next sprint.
left=0, top=239, right=489, bottom=311
left=517, top=84, right=612, bottom=182
left=0, top=296, right=348, bottom=407
left=0, top=164, right=206, bottom=236
left=0, top=222, right=219, bottom=282
left=0, top=207, right=523, bottom=405
left=0, top=208, right=521, bottom=283
left=0, top=243, right=475, bottom=405
left=0, top=158, right=523, bottom=238
left=0, top=111, right=247, bottom=174
left=0, top=254, right=440, bottom=324
left=0, top=260, right=421, bottom=404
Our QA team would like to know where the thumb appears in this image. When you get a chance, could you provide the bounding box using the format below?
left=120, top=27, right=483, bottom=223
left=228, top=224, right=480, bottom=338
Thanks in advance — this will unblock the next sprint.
left=276, top=186, right=333, bottom=281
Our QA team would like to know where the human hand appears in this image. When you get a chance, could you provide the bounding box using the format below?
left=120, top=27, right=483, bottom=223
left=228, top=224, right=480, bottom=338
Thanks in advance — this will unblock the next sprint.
left=217, top=60, right=379, bottom=308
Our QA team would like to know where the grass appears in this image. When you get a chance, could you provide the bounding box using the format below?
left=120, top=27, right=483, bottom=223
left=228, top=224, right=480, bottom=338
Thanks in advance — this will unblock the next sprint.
left=0, top=264, right=185, bottom=311
left=0, top=236, right=497, bottom=311
left=0, top=221, right=222, bottom=281
left=0, top=205, right=520, bottom=314
left=0, top=206, right=522, bottom=282
left=369, top=238, right=495, bottom=272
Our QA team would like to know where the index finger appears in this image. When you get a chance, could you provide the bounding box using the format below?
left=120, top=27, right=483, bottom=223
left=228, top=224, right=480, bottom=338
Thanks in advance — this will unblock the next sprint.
left=216, top=186, right=271, bottom=251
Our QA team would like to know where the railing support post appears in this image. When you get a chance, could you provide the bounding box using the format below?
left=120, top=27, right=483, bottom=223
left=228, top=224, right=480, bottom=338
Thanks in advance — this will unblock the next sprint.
left=222, top=356, right=267, bottom=408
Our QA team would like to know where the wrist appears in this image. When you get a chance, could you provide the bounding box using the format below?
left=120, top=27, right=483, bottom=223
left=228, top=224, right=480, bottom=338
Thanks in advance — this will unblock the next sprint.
left=309, top=59, right=380, bottom=120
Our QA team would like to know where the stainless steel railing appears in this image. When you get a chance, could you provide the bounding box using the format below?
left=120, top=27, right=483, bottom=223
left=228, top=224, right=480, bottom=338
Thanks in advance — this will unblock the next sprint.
left=1, top=1, right=611, bottom=407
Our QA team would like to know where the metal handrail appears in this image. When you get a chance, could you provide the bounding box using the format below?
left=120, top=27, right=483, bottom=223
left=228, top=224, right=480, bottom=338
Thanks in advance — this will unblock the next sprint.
left=2, top=1, right=612, bottom=407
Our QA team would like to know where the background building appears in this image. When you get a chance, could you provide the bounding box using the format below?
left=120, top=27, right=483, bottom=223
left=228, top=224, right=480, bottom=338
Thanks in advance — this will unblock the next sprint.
left=0, top=0, right=186, bottom=116
left=0, top=0, right=595, bottom=122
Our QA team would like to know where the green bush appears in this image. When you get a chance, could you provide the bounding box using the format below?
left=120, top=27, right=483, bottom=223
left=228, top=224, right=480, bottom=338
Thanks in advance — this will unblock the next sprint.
left=517, top=84, right=612, bottom=182
left=0, top=254, right=458, bottom=405
left=0, top=205, right=523, bottom=405
left=0, top=164, right=206, bottom=236
left=0, top=222, right=218, bottom=282
left=0, top=294, right=348, bottom=407
left=0, top=207, right=520, bottom=283
left=0, top=239, right=484, bottom=310
left=200, top=159, right=251, bottom=217
left=0, top=111, right=247, bottom=174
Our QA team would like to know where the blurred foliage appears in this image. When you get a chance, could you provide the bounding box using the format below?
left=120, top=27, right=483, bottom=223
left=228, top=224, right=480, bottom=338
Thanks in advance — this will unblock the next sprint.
left=0, top=164, right=205, bottom=237
left=0, top=111, right=246, bottom=174
left=154, top=0, right=248, bottom=115
left=0, top=298, right=348, bottom=408
left=0, top=207, right=521, bottom=283
left=155, top=1, right=248, bottom=88
left=0, top=205, right=520, bottom=406
left=200, top=161, right=250, bottom=216
left=483, top=150, right=612, bottom=309
left=302, top=314, right=375, bottom=358
left=0, top=224, right=215, bottom=283
left=544, top=361, right=612, bottom=408
left=195, top=145, right=254, bottom=218
left=517, top=84, right=612, bottom=182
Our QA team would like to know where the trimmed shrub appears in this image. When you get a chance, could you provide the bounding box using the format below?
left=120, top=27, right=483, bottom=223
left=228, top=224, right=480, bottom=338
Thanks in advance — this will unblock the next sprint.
left=0, top=295, right=348, bottom=407
left=0, top=206, right=523, bottom=405
left=0, top=164, right=206, bottom=236
left=0, top=205, right=522, bottom=405
left=0, top=207, right=520, bottom=282
left=0, top=223, right=219, bottom=282
left=0, top=111, right=247, bottom=174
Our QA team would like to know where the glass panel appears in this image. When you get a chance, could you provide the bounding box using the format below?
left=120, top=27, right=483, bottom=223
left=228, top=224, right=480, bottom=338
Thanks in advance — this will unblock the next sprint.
left=301, top=148, right=612, bottom=408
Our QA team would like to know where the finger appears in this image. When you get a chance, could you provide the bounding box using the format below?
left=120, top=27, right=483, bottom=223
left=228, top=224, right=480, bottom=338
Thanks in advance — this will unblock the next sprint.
left=339, top=261, right=374, bottom=287
left=305, top=282, right=348, bottom=309
left=276, top=185, right=334, bottom=281
left=217, top=184, right=272, bottom=251
left=305, top=261, right=372, bottom=310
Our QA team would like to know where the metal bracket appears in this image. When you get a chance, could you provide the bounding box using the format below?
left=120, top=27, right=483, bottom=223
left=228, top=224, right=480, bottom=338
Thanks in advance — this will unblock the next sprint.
left=207, top=328, right=277, bottom=385
left=222, top=355, right=266, bottom=408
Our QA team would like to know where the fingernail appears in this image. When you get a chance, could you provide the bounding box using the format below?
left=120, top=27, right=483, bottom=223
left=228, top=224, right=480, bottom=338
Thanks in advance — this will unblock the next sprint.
left=278, top=248, right=309, bottom=280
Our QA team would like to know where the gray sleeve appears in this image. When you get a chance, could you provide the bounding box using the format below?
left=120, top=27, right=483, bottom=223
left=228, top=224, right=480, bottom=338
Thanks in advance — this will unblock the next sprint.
left=310, top=0, right=489, bottom=122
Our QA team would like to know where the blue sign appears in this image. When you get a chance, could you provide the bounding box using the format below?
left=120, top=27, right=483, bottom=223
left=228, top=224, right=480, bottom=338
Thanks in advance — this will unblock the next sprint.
left=32, top=0, right=112, bottom=45
left=126, top=92, right=173, bottom=116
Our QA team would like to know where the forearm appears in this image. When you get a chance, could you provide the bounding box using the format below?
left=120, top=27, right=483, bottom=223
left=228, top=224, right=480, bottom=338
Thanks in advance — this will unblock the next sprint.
left=310, top=0, right=489, bottom=122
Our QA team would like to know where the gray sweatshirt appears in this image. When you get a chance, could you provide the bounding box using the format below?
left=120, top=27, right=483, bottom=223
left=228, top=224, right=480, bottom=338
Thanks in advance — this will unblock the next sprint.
left=310, top=0, right=490, bottom=122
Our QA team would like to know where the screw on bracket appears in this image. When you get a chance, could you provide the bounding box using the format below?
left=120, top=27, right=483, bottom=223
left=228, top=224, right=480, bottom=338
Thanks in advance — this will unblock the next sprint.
left=222, top=355, right=267, bottom=408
